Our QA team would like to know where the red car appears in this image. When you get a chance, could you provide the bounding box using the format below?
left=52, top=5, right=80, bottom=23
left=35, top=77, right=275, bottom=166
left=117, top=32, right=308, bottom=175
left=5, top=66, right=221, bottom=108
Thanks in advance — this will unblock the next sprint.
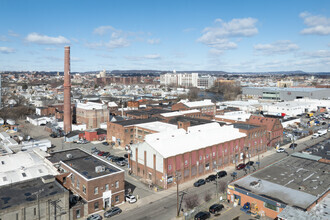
left=236, top=163, right=246, bottom=170
left=98, top=151, right=105, bottom=156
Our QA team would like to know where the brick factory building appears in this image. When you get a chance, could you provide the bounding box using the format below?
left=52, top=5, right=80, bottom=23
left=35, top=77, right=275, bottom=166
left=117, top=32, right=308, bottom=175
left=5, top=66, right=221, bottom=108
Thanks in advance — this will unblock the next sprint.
left=227, top=153, right=330, bottom=219
left=125, top=108, right=171, bottom=119
left=247, top=115, right=283, bottom=148
left=76, top=102, right=109, bottom=129
left=46, top=149, right=125, bottom=217
left=171, top=99, right=216, bottom=115
left=129, top=123, right=249, bottom=189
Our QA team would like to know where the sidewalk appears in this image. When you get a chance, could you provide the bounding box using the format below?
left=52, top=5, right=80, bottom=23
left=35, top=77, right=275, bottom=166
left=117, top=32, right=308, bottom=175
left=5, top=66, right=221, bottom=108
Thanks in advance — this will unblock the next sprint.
left=118, top=133, right=328, bottom=213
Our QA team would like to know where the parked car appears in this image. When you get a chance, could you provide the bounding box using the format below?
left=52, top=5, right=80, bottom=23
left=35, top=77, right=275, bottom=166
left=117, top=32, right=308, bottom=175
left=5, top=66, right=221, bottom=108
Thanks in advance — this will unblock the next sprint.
left=209, top=204, right=224, bottom=214
left=245, top=161, right=254, bottom=166
left=125, top=194, right=137, bottom=203
left=194, top=179, right=206, bottom=187
left=205, top=174, right=217, bottom=182
left=109, top=156, right=120, bottom=162
left=124, top=153, right=129, bottom=158
left=116, top=160, right=126, bottom=166
left=104, top=207, right=122, bottom=218
left=236, top=163, right=246, bottom=170
left=49, top=133, right=57, bottom=138
left=102, top=142, right=109, bottom=146
left=87, top=214, right=102, bottom=220
left=216, top=171, right=227, bottom=178
left=276, top=147, right=285, bottom=153
left=102, top=152, right=110, bottom=157
left=289, top=143, right=298, bottom=149
left=194, top=211, right=210, bottom=220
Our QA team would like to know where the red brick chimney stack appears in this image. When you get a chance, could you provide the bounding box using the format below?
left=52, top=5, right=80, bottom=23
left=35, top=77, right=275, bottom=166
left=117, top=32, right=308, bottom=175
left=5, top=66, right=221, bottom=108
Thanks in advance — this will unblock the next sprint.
left=63, top=46, right=72, bottom=133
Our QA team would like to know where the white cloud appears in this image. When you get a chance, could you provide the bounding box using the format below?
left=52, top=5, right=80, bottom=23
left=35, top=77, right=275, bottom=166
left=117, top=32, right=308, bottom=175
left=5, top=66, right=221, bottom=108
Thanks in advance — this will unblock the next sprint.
left=0, top=36, right=9, bottom=42
left=147, top=38, right=160, bottom=44
left=8, top=30, right=19, bottom=37
left=125, top=54, right=161, bottom=61
left=93, top=26, right=115, bottom=35
left=0, top=47, right=15, bottom=54
left=44, top=47, right=57, bottom=51
left=105, top=37, right=130, bottom=49
left=25, top=33, right=70, bottom=45
left=254, top=40, right=299, bottom=55
left=144, top=54, right=161, bottom=59
left=198, top=17, right=258, bottom=54
left=302, top=50, right=330, bottom=58
left=300, top=12, right=330, bottom=35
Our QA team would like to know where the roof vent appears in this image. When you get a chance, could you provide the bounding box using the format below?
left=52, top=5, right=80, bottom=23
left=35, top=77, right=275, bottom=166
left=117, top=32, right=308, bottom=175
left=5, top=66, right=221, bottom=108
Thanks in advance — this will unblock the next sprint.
left=66, top=154, right=73, bottom=159
left=172, top=135, right=174, bottom=137
left=95, top=166, right=105, bottom=173
left=41, top=175, right=55, bottom=184
left=156, top=138, right=159, bottom=140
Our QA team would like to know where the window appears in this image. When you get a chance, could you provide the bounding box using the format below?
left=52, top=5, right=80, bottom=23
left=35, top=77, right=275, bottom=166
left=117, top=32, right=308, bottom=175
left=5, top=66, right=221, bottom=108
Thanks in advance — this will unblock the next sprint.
left=94, top=187, right=98, bottom=195
left=115, top=195, right=119, bottom=203
left=130, top=128, right=133, bottom=132
left=16, top=213, right=19, bottom=220
left=1, top=161, right=4, bottom=165
left=82, top=185, right=86, bottom=194
left=34, top=208, right=36, bottom=216
left=94, top=202, right=99, bottom=210
left=22, top=173, right=27, bottom=177
left=184, top=160, right=188, bottom=165
left=71, top=174, right=75, bottom=186
left=115, top=181, right=119, bottom=188
left=130, top=135, right=133, bottom=138
left=76, top=209, right=80, bottom=218
left=168, top=165, right=172, bottom=170
left=125, top=129, right=128, bottom=133
left=264, top=202, right=278, bottom=211
left=76, top=179, right=80, bottom=189
left=105, top=184, right=109, bottom=191
left=2, top=177, right=7, bottom=182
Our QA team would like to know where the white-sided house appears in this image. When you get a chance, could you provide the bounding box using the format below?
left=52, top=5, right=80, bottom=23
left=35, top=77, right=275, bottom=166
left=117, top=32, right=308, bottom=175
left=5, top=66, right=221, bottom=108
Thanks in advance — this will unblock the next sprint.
left=26, top=115, right=55, bottom=126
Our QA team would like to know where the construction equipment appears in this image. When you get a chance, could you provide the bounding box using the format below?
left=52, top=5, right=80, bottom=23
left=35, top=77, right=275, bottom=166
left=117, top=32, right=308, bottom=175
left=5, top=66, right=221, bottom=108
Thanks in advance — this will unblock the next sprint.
left=251, top=202, right=259, bottom=217
left=307, top=112, right=314, bottom=118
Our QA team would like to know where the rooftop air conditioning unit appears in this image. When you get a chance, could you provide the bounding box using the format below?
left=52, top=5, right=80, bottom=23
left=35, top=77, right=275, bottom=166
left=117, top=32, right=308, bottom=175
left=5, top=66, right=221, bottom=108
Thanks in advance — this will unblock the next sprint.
left=95, top=166, right=105, bottom=173
left=66, top=154, right=73, bottom=159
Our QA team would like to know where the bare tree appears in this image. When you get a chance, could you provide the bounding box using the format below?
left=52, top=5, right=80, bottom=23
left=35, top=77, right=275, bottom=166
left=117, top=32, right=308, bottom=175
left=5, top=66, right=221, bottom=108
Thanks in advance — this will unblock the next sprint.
left=184, top=194, right=200, bottom=210
left=218, top=181, right=227, bottom=194
left=204, top=193, right=212, bottom=202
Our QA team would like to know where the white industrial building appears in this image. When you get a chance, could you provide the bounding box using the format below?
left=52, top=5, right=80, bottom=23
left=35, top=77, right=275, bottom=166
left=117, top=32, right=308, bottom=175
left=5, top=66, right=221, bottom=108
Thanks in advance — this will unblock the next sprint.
left=0, top=149, right=58, bottom=186
left=160, top=71, right=215, bottom=88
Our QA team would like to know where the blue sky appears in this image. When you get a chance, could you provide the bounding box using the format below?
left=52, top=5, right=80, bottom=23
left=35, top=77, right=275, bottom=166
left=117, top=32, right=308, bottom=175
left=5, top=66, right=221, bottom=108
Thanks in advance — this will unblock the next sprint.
left=0, top=0, right=329, bottom=72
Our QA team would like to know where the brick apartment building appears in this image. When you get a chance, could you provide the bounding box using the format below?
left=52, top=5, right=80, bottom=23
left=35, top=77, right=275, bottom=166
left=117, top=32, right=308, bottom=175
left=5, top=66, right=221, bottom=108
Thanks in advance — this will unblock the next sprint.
left=247, top=115, right=283, bottom=148
left=129, top=123, right=248, bottom=189
left=171, top=99, right=216, bottom=115
left=107, top=118, right=178, bottom=147
left=76, top=102, right=109, bottom=129
left=46, top=149, right=125, bottom=218
left=233, top=123, right=268, bottom=161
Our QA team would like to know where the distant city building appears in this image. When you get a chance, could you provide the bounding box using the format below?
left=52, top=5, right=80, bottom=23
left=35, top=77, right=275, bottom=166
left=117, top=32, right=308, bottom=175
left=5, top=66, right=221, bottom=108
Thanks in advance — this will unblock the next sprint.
left=160, top=72, right=215, bottom=88
left=242, top=87, right=330, bottom=101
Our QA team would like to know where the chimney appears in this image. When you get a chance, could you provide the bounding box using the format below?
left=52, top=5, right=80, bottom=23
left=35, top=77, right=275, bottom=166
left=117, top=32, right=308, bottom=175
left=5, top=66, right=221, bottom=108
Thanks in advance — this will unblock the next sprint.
left=178, top=120, right=190, bottom=131
left=63, top=46, right=72, bottom=134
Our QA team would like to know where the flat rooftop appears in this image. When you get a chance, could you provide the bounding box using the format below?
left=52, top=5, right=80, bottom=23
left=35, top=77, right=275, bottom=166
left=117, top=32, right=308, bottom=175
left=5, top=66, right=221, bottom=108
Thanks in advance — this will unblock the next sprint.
left=135, top=121, right=177, bottom=133
left=112, top=117, right=161, bottom=127
left=231, top=155, right=330, bottom=209
left=0, top=176, right=67, bottom=211
left=168, top=116, right=225, bottom=127
left=302, top=140, right=330, bottom=160
left=126, top=109, right=171, bottom=116
left=233, top=123, right=259, bottom=130
left=47, top=149, right=123, bottom=180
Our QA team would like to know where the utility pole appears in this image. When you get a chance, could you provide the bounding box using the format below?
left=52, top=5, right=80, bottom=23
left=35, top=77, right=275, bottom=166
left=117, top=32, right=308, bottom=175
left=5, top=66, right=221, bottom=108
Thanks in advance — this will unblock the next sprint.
left=32, top=189, right=44, bottom=220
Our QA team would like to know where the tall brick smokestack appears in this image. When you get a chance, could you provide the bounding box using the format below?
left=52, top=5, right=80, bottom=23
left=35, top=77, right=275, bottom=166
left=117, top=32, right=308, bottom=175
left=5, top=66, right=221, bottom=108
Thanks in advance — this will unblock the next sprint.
left=63, top=46, right=72, bottom=134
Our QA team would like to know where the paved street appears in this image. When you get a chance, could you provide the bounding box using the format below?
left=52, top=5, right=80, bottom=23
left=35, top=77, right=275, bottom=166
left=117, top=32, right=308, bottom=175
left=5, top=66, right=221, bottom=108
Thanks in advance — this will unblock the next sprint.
left=114, top=133, right=329, bottom=220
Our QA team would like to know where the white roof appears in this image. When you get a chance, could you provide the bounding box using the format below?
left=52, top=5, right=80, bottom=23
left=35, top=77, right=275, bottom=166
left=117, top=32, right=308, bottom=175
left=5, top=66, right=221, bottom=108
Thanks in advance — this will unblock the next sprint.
left=0, top=151, right=58, bottom=186
left=160, top=109, right=200, bottom=117
left=0, top=132, right=10, bottom=140
left=77, top=102, right=107, bottom=110
left=135, top=121, right=177, bottom=133
left=108, top=102, right=118, bottom=107
left=215, top=113, right=251, bottom=122
left=143, top=123, right=246, bottom=158
left=183, top=99, right=214, bottom=108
